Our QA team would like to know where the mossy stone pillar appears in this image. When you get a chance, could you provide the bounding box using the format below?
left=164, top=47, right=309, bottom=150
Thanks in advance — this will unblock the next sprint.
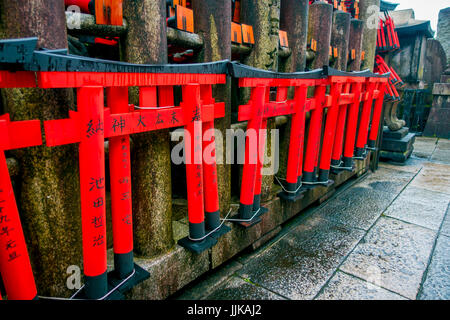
left=241, top=0, right=281, bottom=201
left=0, top=0, right=82, bottom=297
left=331, top=11, right=351, bottom=71
left=278, top=0, right=309, bottom=179
left=359, top=0, right=380, bottom=71
left=122, top=0, right=174, bottom=257
left=280, top=0, right=309, bottom=73
left=307, top=2, right=333, bottom=69
left=347, top=19, right=364, bottom=72
left=192, top=0, right=231, bottom=216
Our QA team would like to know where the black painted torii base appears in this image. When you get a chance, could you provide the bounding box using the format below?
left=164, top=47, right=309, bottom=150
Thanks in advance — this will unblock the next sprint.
left=72, top=263, right=150, bottom=300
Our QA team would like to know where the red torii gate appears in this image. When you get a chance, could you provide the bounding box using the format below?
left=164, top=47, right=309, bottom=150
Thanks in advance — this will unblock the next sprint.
left=0, top=37, right=229, bottom=298
left=41, top=71, right=227, bottom=298
left=0, top=114, right=41, bottom=300
left=230, top=64, right=327, bottom=222
left=318, top=68, right=388, bottom=183
left=230, top=64, right=390, bottom=216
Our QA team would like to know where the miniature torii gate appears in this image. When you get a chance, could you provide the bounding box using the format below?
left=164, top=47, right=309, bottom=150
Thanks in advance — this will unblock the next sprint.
left=43, top=79, right=227, bottom=298
left=318, top=68, right=389, bottom=182
left=230, top=64, right=327, bottom=221
left=0, top=36, right=230, bottom=299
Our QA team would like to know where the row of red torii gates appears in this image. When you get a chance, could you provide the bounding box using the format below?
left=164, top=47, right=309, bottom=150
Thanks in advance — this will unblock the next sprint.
left=0, top=38, right=388, bottom=300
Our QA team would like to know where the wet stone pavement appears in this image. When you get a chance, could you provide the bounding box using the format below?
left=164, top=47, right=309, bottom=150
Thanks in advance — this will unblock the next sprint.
left=174, top=137, right=450, bottom=300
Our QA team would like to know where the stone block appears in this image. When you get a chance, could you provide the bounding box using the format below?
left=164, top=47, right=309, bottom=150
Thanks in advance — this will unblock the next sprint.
left=381, top=132, right=416, bottom=153
left=127, top=245, right=210, bottom=300
left=383, top=126, right=410, bottom=140
left=380, top=148, right=414, bottom=163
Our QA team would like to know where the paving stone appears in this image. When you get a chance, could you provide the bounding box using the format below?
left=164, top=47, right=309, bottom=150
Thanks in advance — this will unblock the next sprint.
left=412, top=137, right=437, bottom=159
left=316, top=271, right=407, bottom=300
left=315, top=186, right=391, bottom=230
left=419, top=234, right=450, bottom=300
left=204, top=276, right=285, bottom=300
left=441, top=205, right=450, bottom=237
left=379, top=156, right=425, bottom=174
left=340, top=217, right=436, bottom=299
left=384, top=186, right=450, bottom=231
left=236, top=216, right=365, bottom=300
left=431, top=149, right=450, bottom=164
left=355, top=167, right=415, bottom=197
left=410, top=162, right=450, bottom=195
left=436, top=139, right=450, bottom=150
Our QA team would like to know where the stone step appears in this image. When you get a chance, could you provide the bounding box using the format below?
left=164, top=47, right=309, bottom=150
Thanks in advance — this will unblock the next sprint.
left=382, top=132, right=416, bottom=153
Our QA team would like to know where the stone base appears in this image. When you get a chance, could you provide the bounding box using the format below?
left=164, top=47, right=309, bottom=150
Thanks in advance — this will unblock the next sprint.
left=380, top=127, right=415, bottom=163
left=382, top=132, right=416, bottom=153
left=383, top=126, right=410, bottom=140
left=380, top=148, right=414, bottom=163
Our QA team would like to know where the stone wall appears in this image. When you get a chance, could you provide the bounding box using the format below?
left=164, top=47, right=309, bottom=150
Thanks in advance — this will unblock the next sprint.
left=437, top=7, right=450, bottom=66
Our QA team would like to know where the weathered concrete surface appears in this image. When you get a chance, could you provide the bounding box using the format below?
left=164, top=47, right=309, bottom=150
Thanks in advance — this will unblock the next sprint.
left=0, top=0, right=82, bottom=297
left=122, top=0, right=174, bottom=257
left=316, top=271, right=406, bottom=300
left=340, top=217, right=436, bottom=299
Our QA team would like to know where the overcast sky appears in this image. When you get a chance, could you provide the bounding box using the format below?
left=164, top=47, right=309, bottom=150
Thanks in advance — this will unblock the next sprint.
left=393, top=0, right=449, bottom=34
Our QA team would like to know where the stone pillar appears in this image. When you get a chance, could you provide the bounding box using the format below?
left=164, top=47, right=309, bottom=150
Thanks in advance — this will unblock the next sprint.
left=0, top=0, right=82, bottom=297
left=307, top=1, right=333, bottom=69
left=331, top=11, right=351, bottom=71
left=280, top=0, right=309, bottom=72
left=278, top=0, right=309, bottom=179
left=423, top=82, right=450, bottom=139
left=122, top=0, right=174, bottom=257
left=437, top=7, right=450, bottom=66
left=240, top=0, right=281, bottom=201
left=359, top=0, right=380, bottom=71
left=347, top=19, right=364, bottom=71
left=192, top=0, right=231, bottom=216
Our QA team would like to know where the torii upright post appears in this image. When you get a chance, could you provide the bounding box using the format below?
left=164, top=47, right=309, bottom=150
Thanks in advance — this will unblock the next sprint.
left=0, top=115, right=41, bottom=300
left=77, top=86, right=108, bottom=300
